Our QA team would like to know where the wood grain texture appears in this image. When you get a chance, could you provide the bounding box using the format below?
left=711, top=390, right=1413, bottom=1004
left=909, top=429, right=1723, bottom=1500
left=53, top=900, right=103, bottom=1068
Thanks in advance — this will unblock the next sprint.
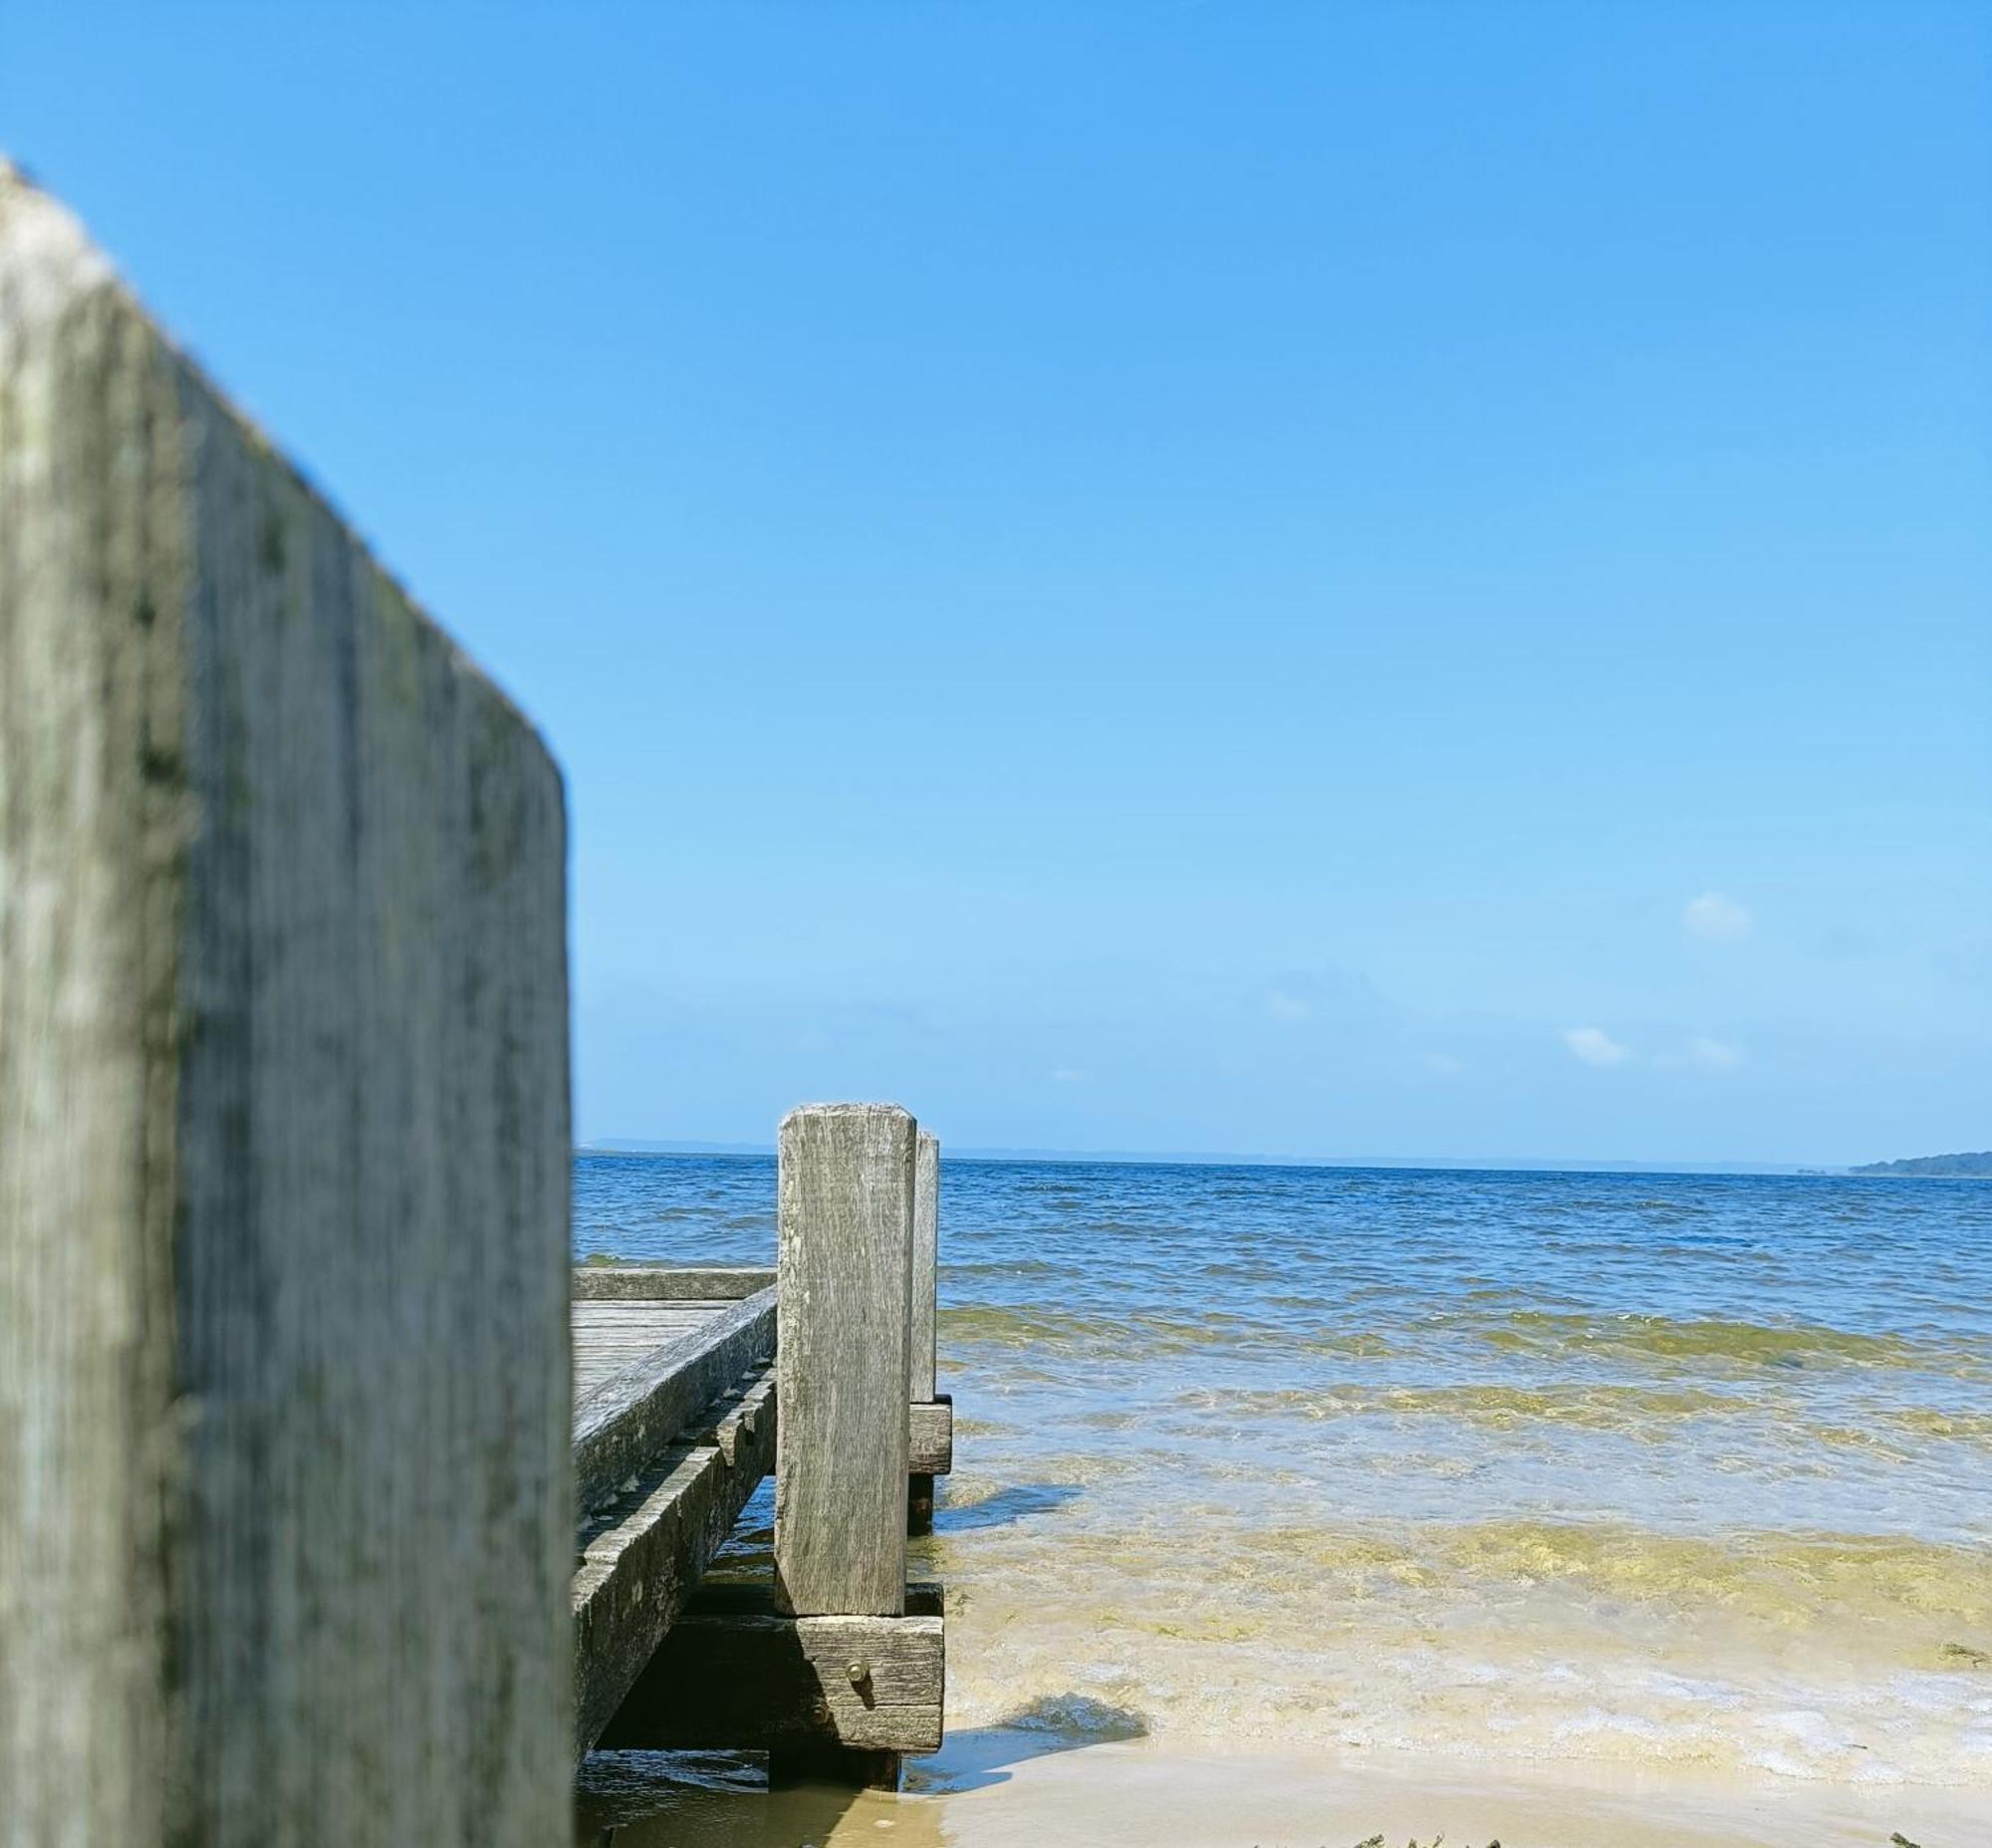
left=571, top=1300, right=731, bottom=1399
left=572, top=1264, right=775, bottom=1301
left=572, top=1368, right=776, bottom=1758
left=774, top=1105, right=914, bottom=1619
left=0, top=168, right=571, bottom=1848
left=910, top=1133, right=939, bottom=1402
left=908, top=1396, right=954, bottom=1475
left=572, top=1285, right=776, bottom=1517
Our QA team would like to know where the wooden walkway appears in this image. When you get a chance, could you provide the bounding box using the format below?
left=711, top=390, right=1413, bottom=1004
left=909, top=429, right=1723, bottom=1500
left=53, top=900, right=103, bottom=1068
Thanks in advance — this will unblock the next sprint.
left=573, top=1294, right=761, bottom=1399
left=567, top=1115, right=954, bottom=1783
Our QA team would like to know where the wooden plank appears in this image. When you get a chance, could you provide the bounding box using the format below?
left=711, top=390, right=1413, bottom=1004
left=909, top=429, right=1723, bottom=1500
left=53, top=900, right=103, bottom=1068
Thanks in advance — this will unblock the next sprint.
left=573, top=1285, right=776, bottom=1516
left=910, top=1134, right=939, bottom=1402
left=907, top=1135, right=941, bottom=1533
left=572, top=1369, right=775, bottom=1758
left=573, top=1265, right=775, bottom=1301
left=571, top=1300, right=728, bottom=1397
left=573, top=1299, right=735, bottom=1324
left=909, top=1396, right=954, bottom=1475
left=596, top=1607, right=943, bottom=1755
left=0, top=166, right=571, bottom=1848
left=774, top=1105, right=914, bottom=1619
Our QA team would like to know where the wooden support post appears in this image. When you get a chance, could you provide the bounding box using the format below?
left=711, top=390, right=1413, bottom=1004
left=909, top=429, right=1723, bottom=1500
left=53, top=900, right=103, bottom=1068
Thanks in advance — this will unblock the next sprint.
left=0, top=167, right=572, bottom=1848
left=772, top=1103, right=915, bottom=1785
left=908, top=1131, right=940, bottom=1534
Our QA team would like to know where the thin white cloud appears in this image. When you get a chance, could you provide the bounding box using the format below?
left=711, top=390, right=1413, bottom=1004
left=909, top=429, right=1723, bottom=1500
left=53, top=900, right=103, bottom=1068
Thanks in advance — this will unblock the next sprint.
left=1420, top=1051, right=1464, bottom=1076
left=1264, top=986, right=1313, bottom=1024
left=1686, top=1036, right=1743, bottom=1070
left=1049, top=1066, right=1087, bottom=1085
left=1563, top=1026, right=1631, bottom=1068
left=1262, top=967, right=1387, bottom=1027
left=1684, top=892, right=1753, bottom=941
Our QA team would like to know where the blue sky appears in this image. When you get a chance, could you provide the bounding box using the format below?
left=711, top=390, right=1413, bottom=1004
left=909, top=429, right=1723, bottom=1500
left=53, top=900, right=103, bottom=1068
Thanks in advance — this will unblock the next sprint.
left=8, top=3, right=1988, bottom=1165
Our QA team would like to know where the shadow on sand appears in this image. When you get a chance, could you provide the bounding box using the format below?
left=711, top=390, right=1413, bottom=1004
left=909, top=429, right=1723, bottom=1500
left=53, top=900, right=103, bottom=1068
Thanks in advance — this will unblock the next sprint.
left=930, top=1482, right=1084, bottom=1532
left=903, top=1694, right=1148, bottom=1793
left=575, top=1696, right=1147, bottom=1846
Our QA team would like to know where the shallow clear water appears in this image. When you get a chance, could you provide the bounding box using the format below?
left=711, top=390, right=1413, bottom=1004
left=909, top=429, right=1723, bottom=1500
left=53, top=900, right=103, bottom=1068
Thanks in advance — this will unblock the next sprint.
left=574, top=1155, right=1992, bottom=1790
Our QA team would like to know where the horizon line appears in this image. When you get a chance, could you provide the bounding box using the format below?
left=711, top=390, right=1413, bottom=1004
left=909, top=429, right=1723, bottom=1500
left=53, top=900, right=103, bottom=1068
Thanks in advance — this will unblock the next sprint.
left=579, top=1137, right=1855, bottom=1177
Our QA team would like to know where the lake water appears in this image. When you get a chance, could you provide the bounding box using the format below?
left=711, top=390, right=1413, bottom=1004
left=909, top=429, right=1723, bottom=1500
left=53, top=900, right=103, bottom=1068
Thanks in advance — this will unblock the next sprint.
left=571, top=1154, right=1992, bottom=1837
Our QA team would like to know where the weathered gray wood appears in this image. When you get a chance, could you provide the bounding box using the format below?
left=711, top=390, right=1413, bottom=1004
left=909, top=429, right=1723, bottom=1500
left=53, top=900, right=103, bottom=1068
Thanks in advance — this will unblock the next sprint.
left=774, top=1105, right=914, bottom=1620
left=597, top=1605, right=944, bottom=1754
left=571, top=1299, right=731, bottom=1397
left=0, top=167, right=571, bottom=1848
left=572, top=1367, right=776, bottom=1758
left=910, top=1133, right=939, bottom=1402
left=909, top=1396, right=954, bottom=1475
left=572, top=1264, right=775, bottom=1301
left=573, top=1285, right=776, bottom=1516
left=906, top=1134, right=941, bottom=1532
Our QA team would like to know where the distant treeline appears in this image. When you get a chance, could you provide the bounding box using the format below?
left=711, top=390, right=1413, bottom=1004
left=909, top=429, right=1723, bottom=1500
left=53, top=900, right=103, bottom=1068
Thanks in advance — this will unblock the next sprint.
left=1852, top=1152, right=1992, bottom=1178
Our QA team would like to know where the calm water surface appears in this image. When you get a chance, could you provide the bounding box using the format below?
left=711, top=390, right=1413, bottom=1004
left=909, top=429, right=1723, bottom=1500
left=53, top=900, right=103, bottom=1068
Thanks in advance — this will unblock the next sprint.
left=572, top=1155, right=1992, bottom=1813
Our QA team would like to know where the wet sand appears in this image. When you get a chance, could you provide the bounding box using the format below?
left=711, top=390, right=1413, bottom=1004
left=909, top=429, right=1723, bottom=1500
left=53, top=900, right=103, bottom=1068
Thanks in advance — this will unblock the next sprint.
left=581, top=1735, right=1983, bottom=1848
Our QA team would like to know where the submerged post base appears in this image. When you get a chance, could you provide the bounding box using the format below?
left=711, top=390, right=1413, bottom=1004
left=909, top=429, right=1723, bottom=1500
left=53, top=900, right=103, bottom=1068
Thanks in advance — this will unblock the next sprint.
left=767, top=1743, right=902, bottom=1790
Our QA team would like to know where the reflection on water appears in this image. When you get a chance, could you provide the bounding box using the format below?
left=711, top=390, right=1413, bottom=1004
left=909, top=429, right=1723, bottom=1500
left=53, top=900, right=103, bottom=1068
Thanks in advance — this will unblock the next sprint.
left=574, top=1156, right=1992, bottom=1797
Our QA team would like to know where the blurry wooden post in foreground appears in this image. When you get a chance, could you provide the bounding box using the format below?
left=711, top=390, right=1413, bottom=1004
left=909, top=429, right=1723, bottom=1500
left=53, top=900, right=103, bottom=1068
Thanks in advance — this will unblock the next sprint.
left=907, top=1131, right=942, bottom=1533
left=0, top=166, right=572, bottom=1848
left=773, top=1104, right=915, bottom=1784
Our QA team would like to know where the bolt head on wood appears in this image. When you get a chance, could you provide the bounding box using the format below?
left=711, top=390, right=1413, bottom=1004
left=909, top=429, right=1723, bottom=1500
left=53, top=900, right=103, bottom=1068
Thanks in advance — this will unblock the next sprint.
left=846, top=1659, right=870, bottom=1686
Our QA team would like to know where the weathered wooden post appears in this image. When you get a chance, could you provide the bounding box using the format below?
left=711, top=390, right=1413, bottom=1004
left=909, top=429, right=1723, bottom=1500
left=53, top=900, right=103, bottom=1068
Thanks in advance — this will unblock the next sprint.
left=773, top=1102, right=915, bottom=1784
left=907, top=1131, right=941, bottom=1533
left=0, top=167, right=572, bottom=1848
left=577, top=1109, right=946, bottom=1770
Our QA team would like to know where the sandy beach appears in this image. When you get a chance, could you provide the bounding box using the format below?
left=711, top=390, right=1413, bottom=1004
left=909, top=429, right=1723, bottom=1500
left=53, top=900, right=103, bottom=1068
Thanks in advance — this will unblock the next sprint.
left=581, top=1735, right=1986, bottom=1847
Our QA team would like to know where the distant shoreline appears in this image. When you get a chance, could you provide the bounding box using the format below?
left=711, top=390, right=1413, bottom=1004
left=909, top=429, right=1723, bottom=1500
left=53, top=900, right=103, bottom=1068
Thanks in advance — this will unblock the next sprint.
left=1849, top=1150, right=1992, bottom=1180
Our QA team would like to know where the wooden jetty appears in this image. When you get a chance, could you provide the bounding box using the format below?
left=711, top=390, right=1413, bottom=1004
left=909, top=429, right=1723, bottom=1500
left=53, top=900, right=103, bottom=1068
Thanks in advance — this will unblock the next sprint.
left=0, top=166, right=953, bottom=1847
left=569, top=1108, right=954, bottom=1779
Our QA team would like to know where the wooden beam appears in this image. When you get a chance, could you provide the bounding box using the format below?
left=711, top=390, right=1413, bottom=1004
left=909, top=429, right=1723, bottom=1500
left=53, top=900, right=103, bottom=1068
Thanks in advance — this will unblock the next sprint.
left=910, top=1133, right=939, bottom=1402
left=0, top=165, right=571, bottom=1847
left=909, top=1396, right=954, bottom=1476
left=907, top=1135, right=941, bottom=1534
left=572, top=1285, right=775, bottom=1517
left=572, top=1368, right=776, bottom=1758
left=572, top=1264, right=775, bottom=1301
left=596, top=1595, right=942, bottom=1755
